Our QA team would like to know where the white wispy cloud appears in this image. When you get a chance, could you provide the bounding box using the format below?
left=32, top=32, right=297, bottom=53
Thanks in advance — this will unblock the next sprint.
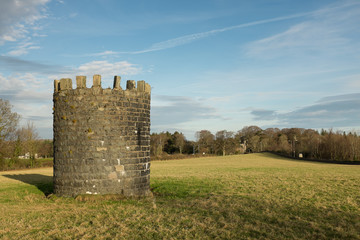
left=151, top=95, right=224, bottom=127
left=0, top=72, right=53, bottom=137
left=0, top=57, right=143, bottom=112
left=245, top=0, right=360, bottom=58
left=7, top=40, right=41, bottom=56
left=88, top=11, right=313, bottom=56
left=0, top=55, right=142, bottom=80
left=0, top=0, right=49, bottom=45
left=0, top=55, right=69, bottom=74
left=77, top=60, right=142, bottom=78
left=0, top=55, right=143, bottom=92
left=43, top=60, right=143, bottom=89
left=90, top=0, right=358, bottom=56
left=0, top=58, right=140, bottom=139
left=0, top=72, right=50, bottom=99
left=0, top=73, right=26, bottom=90
left=251, top=93, right=360, bottom=129
left=134, top=12, right=313, bottom=54
left=344, top=74, right=360, bottom=89
left=90, top=51, right=120, bottom=57
left=90, top=3, right=360, bottom=57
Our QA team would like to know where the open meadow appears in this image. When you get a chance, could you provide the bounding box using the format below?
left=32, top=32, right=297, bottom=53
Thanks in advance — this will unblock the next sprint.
left=0, top=153, right=359, bottom=239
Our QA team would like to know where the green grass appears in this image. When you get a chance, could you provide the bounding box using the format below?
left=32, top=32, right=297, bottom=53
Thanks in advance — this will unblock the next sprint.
left=0, top=153, right=359, bottom=239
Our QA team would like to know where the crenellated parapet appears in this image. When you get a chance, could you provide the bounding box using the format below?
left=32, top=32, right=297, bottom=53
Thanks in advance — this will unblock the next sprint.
left=54, top=75, right=151, bottom=93
left=53, top=75, right=151, bottom=197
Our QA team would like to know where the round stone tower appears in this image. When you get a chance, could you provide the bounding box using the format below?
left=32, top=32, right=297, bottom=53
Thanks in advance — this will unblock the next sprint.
left=53, top=75, right=151, bottom=197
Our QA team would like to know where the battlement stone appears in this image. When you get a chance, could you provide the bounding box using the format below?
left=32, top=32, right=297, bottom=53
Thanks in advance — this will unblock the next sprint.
left=113, top=76, right=121, bottom=89
left=59, top=78, right=72, bottom=90
left=126, top=80, right=136, bottom=90
left=53, top=75, right=151, bottom=94
left=76, top=76, right=86, bottom=89
left=93, top=74, right=101, bottom=87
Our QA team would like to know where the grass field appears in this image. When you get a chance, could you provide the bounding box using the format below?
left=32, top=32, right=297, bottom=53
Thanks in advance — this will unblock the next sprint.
left=0, top=153, right=359, bottom=239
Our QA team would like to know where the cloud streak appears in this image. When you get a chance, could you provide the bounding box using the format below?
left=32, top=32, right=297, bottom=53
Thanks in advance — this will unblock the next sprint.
left=7, top=40, right=41, bottom=56
left=151, top=95, right=223, bottom=126
left=91, top=2, right=360, bottom=56
left=245, top=0, right=360, bottom=58
left=0, top=55, right=69, bottom=74
left=251, top=93, right=360, bottom=129
left=0, top=56, right=141, bottom=81
left=77, top=60, right=141, bottom=77
left=135, top=12, right=314, bottom=54
left=90, top=11, right=313, bottom=56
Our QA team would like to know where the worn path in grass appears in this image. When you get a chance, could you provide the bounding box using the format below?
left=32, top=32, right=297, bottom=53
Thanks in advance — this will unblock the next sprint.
left=0, top=153, right=359, bottom=239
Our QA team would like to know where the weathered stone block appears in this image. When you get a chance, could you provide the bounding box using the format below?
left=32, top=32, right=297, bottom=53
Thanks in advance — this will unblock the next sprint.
left=145, top=83, right=151, bottom=93
left=93, top=74, right=101, bottom=87
left=54, top=80, right=60, bottom=92
left=126, top=80, right=136, bottom=90
left=76, top=76, right=86, bottom=89
left=137, top=80, right=145, bottom=92
left=113, top=76, right=121, bottom=89
left=59, top=78, right=72, bottom=90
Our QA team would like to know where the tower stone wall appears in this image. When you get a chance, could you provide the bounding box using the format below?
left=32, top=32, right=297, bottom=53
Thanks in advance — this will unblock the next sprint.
left=53, top=75, right=151, bottom=197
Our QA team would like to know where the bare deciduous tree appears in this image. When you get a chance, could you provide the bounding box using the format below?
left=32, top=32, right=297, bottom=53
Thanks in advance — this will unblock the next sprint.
left=0, top=99, right=20, bottom=141
left=195, top=130, right=215, bottom=154
left=174, top=131, right=185, bottom=154
left=16, top=121, right=39, bottom=161
left=0, top=99, right=20, bottom=159
left=215, top=130, right=234, bottom=156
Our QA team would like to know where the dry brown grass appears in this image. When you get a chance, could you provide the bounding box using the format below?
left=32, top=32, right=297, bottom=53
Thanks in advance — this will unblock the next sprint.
left=0, top=153, right=359, bottom=239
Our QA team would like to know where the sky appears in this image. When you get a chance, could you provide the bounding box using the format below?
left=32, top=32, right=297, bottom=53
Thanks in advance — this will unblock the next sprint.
left=0, top=0, right=359, bottom=140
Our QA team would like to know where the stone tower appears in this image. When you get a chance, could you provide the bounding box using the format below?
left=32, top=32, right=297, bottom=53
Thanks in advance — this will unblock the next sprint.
left=53, top=75, right=151, bottom=197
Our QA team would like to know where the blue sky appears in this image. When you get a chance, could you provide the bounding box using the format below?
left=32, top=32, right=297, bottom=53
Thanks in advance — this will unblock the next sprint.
left=0, top=0, right=359, bottom=140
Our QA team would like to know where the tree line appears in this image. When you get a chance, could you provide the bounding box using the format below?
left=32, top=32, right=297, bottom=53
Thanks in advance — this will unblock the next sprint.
left=151, top=126, right=360, bottom=162
left=0, top=99, right=53, bottom=170
left=2, top=97, right=359, bottom=166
